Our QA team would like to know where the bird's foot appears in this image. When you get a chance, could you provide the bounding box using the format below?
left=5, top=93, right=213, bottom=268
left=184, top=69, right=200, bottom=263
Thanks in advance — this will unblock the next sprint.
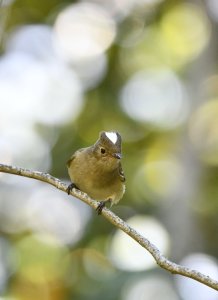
left=96, top=201, right=105, bottom=215
left=67, top=183, right=79, bottom=195
left=96, top=199, right=112, bottom=215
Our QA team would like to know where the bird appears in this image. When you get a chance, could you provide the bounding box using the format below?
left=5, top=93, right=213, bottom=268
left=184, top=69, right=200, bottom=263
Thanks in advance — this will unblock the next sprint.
left=67, top=131, right=125, bottom=214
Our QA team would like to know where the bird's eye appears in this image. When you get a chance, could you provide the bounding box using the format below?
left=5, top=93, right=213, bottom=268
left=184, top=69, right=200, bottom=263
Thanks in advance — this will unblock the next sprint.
left=100, top=147, right=106, bottom=154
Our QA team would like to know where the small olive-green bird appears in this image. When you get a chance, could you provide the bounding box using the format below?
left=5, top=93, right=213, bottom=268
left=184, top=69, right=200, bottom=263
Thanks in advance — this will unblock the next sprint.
left=67, top=131, right=125, bottom=214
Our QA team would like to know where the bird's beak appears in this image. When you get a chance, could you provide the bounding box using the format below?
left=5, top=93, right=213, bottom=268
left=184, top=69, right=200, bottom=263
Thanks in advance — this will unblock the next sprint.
left=112, top=153, right=122, bottom=159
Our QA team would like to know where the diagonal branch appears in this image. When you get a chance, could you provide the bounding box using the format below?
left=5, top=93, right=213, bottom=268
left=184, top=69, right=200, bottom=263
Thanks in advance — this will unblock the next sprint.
left=0, top=163, right=218, bottom=291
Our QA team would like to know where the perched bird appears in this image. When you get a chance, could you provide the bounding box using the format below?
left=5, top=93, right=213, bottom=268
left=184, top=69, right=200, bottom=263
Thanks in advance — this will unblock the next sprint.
left=67, top=131, right=125, bottom=214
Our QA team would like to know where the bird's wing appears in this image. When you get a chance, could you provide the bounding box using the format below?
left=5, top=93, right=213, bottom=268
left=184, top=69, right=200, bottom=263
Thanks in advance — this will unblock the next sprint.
left=119, top=162, right=126, bottom=182
left=66, top=148, right=84, bottom=167
left=66, top=154, right=75, bottom=167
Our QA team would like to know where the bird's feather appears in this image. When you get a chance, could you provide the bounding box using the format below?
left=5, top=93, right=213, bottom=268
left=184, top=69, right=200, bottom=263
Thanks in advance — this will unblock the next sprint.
left=67, top=148, right=86, bottom=167
left=66, top=155, right=75, bottom=167
left=119, top=162, right=125, bottom=182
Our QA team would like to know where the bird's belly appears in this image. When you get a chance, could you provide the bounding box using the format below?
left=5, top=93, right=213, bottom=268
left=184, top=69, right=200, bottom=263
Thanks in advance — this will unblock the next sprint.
left=68, top=158, right=125, bottom=204
left=71, top=172, right=125, bottom=203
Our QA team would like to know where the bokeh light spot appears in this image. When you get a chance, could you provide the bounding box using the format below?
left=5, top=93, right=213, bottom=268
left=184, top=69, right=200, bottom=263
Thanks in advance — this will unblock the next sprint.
left=189, top=99, right=218, bottom=165
left=122, top=275, right=179, bottom=300
left=27, top=185, right=91, bottom=246
left=120, top=69, right=188, bottom=129
left=15, top=234, right=69, bottom=284
left=109, top=215, right=170, bottom=271
left=0, top=25, right=84, bottom=127
left=161, top=3, right=211, bottom=63
left=176, top=253, right=218, bottom=300
left=54, top=2, right=116, bottom=62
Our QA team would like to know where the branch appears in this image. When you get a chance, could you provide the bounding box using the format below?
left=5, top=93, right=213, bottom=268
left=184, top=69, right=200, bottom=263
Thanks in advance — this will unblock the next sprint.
left=0, top=163, right=218, bottom=291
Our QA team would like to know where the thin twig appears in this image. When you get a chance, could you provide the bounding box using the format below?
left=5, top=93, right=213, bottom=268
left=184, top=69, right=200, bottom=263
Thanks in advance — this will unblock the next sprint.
left=0, top=163, right=218, bottom=291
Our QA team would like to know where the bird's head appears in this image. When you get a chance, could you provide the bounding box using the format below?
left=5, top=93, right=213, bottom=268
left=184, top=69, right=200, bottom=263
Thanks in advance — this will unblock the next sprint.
left=93, top=131, right=122, bottom=169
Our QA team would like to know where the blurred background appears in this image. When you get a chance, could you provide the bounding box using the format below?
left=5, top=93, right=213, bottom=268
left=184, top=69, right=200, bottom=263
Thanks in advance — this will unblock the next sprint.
left=0, top=0, right=218, bottom=299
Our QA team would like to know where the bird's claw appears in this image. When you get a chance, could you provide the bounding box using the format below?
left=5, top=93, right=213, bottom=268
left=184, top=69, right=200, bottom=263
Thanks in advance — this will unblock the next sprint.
left=96, top=201, right=105, bottom=215
left=96, top=199, right=112, bottom=215
left=67, top=183, right=79, bottom=195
